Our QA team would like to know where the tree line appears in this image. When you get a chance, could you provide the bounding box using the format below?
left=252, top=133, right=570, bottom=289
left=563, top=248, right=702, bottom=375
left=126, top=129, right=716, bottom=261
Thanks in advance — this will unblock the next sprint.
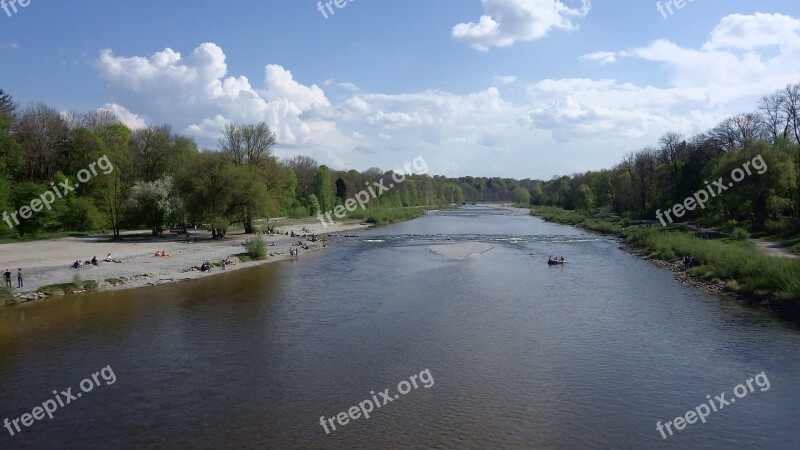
left=527, top=83, right=800, bottom=232
left=0, top=90, right=476, bottom=239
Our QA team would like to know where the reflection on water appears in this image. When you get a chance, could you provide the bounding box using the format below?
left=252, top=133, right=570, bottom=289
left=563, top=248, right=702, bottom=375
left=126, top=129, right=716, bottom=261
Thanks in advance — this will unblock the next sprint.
left=1, top=205, right=798, bottom=449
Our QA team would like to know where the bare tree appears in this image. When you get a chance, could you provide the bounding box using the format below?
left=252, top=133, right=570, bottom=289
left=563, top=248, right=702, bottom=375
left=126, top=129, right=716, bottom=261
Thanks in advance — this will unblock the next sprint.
left=781, top=83, right=800, bottom=143
left=658, top=131, right=685, bottom=192
left=710, top=113, right=763, bottom=151
left=81, top=110, right=121, bottom=133
left=759, top=90, right=790, bottom=142
left=14, top=102, right=70, bottom=182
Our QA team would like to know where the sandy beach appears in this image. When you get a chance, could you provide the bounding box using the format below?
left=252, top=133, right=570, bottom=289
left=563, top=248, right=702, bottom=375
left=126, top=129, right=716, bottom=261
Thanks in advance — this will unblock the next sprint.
left=2, top=219, right=370, bottom=304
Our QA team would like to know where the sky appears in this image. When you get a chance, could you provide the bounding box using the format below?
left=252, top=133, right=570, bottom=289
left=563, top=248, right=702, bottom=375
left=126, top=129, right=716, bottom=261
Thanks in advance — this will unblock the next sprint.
left=1, top=0, right=800, bottom=179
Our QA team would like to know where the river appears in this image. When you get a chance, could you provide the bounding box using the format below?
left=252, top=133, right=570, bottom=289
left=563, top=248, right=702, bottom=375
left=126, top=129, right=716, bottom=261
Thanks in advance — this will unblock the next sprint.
left=1, top=205, right=798, bottom=449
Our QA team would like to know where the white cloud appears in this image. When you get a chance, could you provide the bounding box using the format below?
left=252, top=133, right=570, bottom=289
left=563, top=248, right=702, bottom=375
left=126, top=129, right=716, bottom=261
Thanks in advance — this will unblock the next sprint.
left=579, top=51, right=617, bottom=65
left=0, top=42, right=20, bottom=50
left=98, top=103, right=148, bottom=130
left=91, top=14, right=800, bottom=179
left=452, top=0, right=591, bottom=51
left=493, top=75, right=518, bottom=85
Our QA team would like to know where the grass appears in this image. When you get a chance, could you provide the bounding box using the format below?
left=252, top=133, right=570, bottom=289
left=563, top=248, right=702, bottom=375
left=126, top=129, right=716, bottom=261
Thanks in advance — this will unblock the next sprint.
left=0, top=231, right=95, bottom=244
left=37, top=275, right=99, bottom=294
left=346, top=206, right=434, bottom=226
left=233, top=252, right=253, bottom=263
left=532, top=206, right=800, bottom=314
left=105, top=277, right=123, bottom=286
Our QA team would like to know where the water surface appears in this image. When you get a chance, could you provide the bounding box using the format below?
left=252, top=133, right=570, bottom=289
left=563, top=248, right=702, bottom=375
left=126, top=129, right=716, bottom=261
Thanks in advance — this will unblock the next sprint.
left=1, top=206, right=798, bottom=449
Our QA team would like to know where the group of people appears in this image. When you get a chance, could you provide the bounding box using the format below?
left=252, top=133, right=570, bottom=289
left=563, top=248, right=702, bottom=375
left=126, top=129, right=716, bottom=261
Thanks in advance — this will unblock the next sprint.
left=548, top=255, right=567, bottom=264
left=682, top=255, right=696, bottom=270
left=153, top=250, right=171, bottom=257
left=3, top=268, right=22, bottom=288
left=200, top=258, right=235, bottom=272
left=72, top=254, right=119, bottom=269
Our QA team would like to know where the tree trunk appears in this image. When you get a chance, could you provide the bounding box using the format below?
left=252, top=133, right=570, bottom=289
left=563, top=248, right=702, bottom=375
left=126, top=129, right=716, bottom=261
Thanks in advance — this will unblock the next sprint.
left=243, top=209, right=254, bottom=234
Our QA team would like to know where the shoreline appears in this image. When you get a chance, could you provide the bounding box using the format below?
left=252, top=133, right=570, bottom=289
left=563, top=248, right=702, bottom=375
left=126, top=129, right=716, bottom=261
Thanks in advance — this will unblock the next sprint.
left=613, top=239, right=800, bottom=320
left=531, top=213, right=799, bottom=320
left=3, top=220, right=372, bottom=306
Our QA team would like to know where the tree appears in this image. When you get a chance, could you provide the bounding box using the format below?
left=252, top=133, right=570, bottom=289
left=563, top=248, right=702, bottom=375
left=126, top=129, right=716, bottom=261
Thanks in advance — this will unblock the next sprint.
left=307, top=194, right=320, bottom=216
left=441, top=182, right=464, bottom=204
left=575, top=184, right=594, bottom=212
left=96, top=124, right=132, bottom=238
left=14, top=102, right=70, bottom=182
left=312, top=165, right=335, bottom=212
left=219, top=122, right=280, bottom=232
left=0, top=89, right=15, bottom=121
left=335, top=177, right=347, bottom=201
left=284, top=155, right=319, bottom=198
left=130, top=176, right=183, bottom=235
left=512, top=186, right=531, bottom=205
left=130, top=125, right=172, bottom=182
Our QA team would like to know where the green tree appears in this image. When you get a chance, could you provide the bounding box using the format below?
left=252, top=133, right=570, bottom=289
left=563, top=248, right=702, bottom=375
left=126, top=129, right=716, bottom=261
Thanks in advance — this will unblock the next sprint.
left=96, top=124, right=132, bottom=238
left=312, top=165, right=335, bottom=212
left=512, top=186, right=531, bottom=205
left=307, top=194, right=320, bottom=216
left=575, top=184, right=595, bottom=212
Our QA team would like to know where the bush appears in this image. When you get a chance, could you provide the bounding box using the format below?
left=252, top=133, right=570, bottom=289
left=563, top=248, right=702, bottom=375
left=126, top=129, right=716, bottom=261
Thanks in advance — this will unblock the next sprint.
left=732, top=228, right=750, bottom=240
left=0, top=286, right=15, bottom=305
left=59, top=197, right=104, bottom=231
left=245, top=237, right=267, bottom=260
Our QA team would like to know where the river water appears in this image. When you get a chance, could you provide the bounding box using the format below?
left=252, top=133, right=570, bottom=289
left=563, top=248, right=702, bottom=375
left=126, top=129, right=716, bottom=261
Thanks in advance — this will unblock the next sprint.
left=1, top=205, right=798, bottom=449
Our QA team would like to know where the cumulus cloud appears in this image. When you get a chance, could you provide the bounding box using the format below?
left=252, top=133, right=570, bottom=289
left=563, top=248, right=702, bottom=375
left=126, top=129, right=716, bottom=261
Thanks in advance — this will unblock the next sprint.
left=98, top=103, right=148, bottom=130
left=452, top=0, right=591, bottom=51
left=90, top=13, right=800, bottom=178
left=95, top=42, right=346, bottom=157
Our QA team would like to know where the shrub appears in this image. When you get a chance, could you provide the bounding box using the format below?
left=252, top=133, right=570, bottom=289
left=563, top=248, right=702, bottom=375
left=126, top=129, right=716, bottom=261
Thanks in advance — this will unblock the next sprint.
left=0, top=286, right=15, bottom=305
left=245, top=237, right=267, bottom=260
left=73, top=272, right=83, bottom=288
left=732, top=228, right=750, bottom=240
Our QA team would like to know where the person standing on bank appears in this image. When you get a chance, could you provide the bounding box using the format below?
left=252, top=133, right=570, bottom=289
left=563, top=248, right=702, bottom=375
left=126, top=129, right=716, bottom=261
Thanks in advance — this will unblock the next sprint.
left=17, top=268, right=22, bottom=288
left=3, top=269, right=11, bottom=288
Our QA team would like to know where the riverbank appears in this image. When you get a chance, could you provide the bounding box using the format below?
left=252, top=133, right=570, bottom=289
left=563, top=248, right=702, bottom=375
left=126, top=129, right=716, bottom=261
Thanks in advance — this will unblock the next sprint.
left=1, top=219, right=372, bottom=306
left=530, top=206, right=800, bottom=320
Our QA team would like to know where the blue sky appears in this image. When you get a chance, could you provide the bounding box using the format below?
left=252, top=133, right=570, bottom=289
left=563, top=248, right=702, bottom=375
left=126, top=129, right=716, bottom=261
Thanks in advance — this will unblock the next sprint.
left=2, top=0, right=799, bottom=178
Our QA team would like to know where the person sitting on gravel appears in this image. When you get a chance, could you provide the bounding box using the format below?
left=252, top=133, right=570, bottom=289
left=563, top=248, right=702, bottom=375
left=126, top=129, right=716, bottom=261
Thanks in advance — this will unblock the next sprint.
left=91, top=256, right=98, bottom=266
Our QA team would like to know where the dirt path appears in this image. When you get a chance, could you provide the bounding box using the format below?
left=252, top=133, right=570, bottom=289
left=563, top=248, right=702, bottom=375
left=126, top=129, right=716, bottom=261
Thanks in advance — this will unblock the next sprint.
left=750, top=238, right=799, bottom=259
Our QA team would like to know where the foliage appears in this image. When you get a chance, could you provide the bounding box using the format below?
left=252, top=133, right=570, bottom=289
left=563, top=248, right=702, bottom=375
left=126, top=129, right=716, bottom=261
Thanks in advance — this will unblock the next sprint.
left=732, top=228, right=750, bottom=240
left=129, top=176, right=183, bottom=235
left=245, top=236, right=267, bottom=260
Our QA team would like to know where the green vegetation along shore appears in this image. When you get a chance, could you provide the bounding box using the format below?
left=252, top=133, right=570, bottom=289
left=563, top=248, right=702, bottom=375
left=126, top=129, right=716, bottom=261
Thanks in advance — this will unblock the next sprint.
left=531, top=206, right=800, bottom=320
